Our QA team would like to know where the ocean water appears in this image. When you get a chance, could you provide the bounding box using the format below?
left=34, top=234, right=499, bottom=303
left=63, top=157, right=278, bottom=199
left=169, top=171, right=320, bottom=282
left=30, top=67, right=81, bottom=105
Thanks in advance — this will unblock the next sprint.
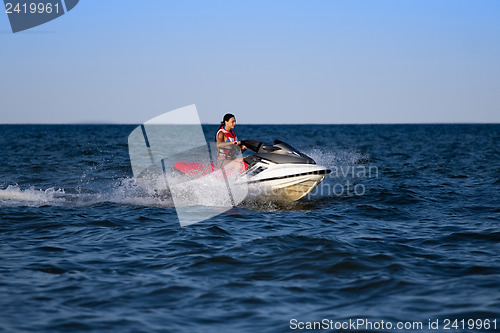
left=1, top=124, right=499, bottom=333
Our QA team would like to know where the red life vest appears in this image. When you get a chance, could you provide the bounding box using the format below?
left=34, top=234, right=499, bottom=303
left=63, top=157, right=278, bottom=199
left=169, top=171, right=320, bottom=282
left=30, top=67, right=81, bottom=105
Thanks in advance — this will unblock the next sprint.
left=216, top=128, right=238, bottom=160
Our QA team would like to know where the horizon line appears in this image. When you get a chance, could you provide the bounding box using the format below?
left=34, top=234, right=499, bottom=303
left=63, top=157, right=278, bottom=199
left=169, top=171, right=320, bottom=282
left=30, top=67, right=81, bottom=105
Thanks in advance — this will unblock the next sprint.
left=0, top=122, right=499, bottom=126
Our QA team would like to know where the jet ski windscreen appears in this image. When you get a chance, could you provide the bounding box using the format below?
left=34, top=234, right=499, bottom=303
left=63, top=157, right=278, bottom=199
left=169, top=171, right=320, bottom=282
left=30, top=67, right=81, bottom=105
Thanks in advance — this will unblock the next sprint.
left=241, top=140, right=263, bottom=152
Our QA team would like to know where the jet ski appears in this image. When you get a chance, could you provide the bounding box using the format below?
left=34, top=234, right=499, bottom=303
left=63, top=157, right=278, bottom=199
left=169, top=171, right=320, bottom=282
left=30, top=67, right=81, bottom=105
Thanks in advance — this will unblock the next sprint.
left=173, top=139, right=331, bottom=202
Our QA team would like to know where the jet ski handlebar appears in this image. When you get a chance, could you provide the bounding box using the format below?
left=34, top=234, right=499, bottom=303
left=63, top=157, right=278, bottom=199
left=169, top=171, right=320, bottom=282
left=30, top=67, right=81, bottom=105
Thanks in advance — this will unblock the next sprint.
left=240, top=140, right=280, bottom=153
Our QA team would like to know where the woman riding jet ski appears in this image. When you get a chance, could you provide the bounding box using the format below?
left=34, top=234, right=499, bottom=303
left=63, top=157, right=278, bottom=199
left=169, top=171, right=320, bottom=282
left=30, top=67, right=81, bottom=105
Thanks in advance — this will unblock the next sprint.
left=174, top=138, right=331, bottom=202
left=130, top=109, right=328, bottom=203
left=173, top=113, right=330, bottom=201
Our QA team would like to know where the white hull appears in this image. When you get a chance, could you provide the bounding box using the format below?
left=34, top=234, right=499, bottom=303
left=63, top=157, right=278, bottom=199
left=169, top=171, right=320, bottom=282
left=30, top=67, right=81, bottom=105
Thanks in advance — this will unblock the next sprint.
left=243, top=163, right=329, bottom=201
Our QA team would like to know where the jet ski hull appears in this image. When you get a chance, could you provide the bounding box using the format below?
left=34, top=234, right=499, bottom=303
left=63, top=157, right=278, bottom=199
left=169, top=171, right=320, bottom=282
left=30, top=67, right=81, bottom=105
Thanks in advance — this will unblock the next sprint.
left=244, top=164, right=330, bottom=201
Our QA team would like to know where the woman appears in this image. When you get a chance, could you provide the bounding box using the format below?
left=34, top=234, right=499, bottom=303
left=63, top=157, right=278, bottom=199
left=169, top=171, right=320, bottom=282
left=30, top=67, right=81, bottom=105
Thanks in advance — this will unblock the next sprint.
left=215, top=113, right=246, bottom=167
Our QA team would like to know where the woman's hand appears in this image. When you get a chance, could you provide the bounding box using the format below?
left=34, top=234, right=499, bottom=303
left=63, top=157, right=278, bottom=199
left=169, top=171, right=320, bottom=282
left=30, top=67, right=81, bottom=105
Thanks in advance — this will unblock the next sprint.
left=234, top=141, right=246, bottom=151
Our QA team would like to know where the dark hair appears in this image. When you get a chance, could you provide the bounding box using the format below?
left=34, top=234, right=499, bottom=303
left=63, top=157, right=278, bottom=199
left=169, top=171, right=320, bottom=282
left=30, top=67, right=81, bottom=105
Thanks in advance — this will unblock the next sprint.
left=219, top=113, right=235, bottom=128
left=215, top=113, right=236, bottom=141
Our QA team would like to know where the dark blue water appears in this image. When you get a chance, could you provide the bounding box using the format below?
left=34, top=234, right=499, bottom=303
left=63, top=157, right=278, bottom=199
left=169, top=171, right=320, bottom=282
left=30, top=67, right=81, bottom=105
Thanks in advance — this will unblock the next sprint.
left=1, top=124, right=499, bottom=332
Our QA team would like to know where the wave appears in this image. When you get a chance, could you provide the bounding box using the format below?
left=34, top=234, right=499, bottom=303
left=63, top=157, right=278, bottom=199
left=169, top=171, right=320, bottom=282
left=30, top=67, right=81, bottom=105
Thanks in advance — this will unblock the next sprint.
left=0, top=185, right=66, bottom=206
left=305, top=147, right=371, bottom=170
left=1, top=147, right=369, bottom=210
left=0, top=180, right=174, bottom=209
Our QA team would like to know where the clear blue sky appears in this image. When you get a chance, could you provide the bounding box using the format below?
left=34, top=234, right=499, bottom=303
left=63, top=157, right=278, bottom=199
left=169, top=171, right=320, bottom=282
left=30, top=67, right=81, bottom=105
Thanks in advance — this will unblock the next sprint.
left=1, top=0, right=499, bottom=124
